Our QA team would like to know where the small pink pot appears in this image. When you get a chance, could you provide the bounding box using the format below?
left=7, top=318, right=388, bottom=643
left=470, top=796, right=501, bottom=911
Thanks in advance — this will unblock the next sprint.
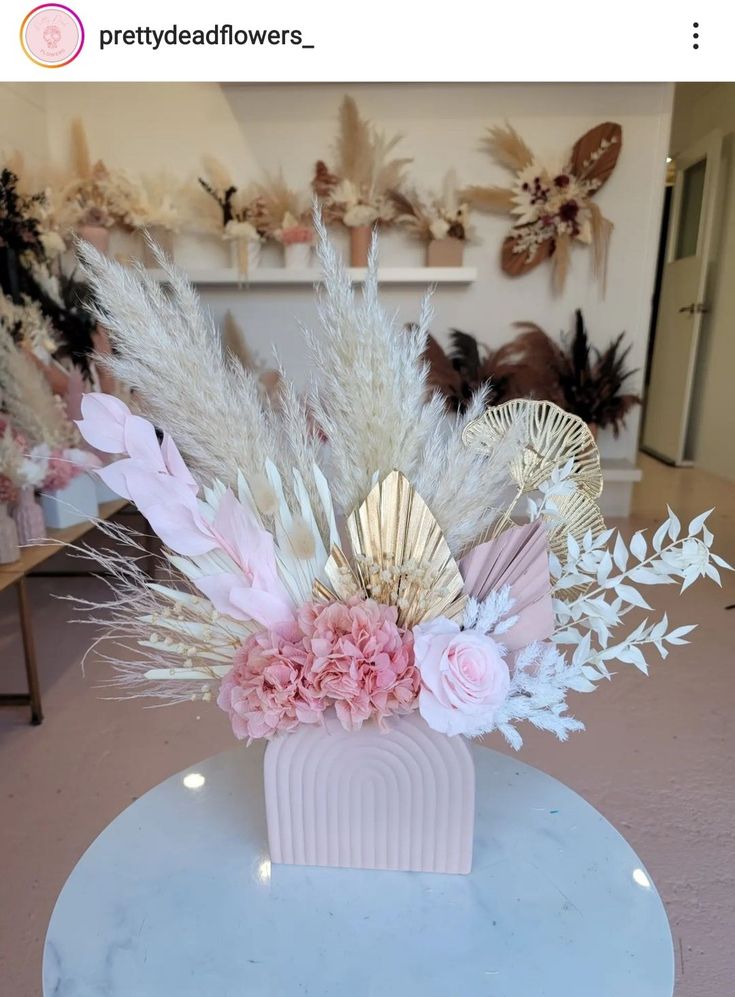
left=13, top=487, right=45, bottom=545
left=349, top=225, right=372, bottom=268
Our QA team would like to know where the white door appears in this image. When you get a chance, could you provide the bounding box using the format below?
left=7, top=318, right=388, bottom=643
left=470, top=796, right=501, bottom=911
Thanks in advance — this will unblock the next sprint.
left=642, top=131, right=722, bottom=465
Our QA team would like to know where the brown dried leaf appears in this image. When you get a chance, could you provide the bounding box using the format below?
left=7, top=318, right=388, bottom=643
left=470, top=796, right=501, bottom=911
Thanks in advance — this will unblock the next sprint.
left=501, top=231, right=553, bottom=277
left=570, top=122, right=622, bottom=189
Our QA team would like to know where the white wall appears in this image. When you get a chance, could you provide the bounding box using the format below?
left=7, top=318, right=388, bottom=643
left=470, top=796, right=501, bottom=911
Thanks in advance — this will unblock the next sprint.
left=669, top=84, right=735, bottom=481
left=0, top=83, right=48, bottom=176
left=5, top=82, right=673, bottom=501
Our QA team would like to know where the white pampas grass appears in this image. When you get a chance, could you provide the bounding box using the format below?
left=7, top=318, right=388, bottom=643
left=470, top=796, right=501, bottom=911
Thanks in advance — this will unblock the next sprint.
left=305, top=213, right=432, bottom=513
left=78, top=241, right=277, bottom=489
left=305, top=212, right=513, bottom=553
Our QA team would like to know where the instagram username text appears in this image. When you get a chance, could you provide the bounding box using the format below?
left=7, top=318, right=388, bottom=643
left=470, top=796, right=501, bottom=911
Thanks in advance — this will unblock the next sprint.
left=99, top=24, right=312, bottom=51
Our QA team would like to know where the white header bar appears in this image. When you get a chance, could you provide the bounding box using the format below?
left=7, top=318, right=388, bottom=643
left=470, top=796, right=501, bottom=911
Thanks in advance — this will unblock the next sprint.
left=2, top=0, right=732, bottom=82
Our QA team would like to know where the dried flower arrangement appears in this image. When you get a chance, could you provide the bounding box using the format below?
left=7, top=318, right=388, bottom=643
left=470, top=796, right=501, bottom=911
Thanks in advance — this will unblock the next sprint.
left=254, top=173, right=312, bottom=245
left=0, top=324, right=98, bottom=490
left=312, top=96, right=411, bottom=235
left=0, top=423, right=48, bottom=504
left=198, top=157, right=268, bottom=271
left=464, top=122, right=621, bottom=292
left=428, top=312, right=640, bottom=435
left=59, top=121, right=131, bottom=231
left=389, top=171, right=471, bottom=243
left=504, top=311, right=640, bottom=436
left=70, top=219, right=728, bottom=762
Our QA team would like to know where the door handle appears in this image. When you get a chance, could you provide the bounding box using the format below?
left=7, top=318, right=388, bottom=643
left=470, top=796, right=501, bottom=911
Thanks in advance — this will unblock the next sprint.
left=695, top=302, right=709, bottom=314
left=679, top=304, right=695, bottom=314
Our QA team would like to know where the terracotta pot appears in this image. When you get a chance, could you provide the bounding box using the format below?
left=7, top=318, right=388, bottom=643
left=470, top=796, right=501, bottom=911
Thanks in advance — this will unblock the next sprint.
left=13, top=487, right=45, bottom=545
left=283, top=242, right=313, bottom=269
left=427, top=237, right=464, bottom=267
left=264, top=710, right=475, bottom=874
left=349, top=225, right=372, bottom=268
left=142, top=226, right=175, bottom=267
left=0, top=505, right=20, bottom=565
left=76, top=225, right=110, bottom=255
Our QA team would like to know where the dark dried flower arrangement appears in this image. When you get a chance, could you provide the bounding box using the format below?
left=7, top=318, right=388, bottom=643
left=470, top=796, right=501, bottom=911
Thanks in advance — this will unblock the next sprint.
left=423, top=309, right=640, bottom=435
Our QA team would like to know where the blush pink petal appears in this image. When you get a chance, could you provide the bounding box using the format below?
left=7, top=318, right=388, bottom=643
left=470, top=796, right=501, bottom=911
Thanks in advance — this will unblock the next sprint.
left=76, top=392, right=130, bottom=453
left=160, top=433, right=198, bottom=492
left=460, top=520, right=554, bottom=651
left=123, top=414, right=167, bottom=472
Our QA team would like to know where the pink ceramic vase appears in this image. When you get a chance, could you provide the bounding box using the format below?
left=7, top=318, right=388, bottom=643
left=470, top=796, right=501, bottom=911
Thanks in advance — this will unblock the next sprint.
left=13, top=487, right=45, bottom=545
left=0, top=505, right=20, bottom=564
left=264, top=710, right=475, bottom=874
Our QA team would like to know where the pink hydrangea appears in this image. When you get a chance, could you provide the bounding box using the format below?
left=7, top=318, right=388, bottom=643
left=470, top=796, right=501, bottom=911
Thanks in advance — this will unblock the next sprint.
left=217, top=624, right=325, bottom=742
left=217, top=598, right=419, bottom=740
left=299, top=598, right=418, bottom=732
left=44, top=449, right=83, bottom=491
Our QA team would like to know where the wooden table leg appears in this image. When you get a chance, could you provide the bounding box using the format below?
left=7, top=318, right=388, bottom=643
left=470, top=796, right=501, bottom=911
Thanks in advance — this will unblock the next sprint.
left=16, top=577, right=43, bottom=725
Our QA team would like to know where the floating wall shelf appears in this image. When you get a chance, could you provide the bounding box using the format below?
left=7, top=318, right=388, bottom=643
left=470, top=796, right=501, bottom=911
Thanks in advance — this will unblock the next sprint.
left=148, top=267, right=477, bottom=287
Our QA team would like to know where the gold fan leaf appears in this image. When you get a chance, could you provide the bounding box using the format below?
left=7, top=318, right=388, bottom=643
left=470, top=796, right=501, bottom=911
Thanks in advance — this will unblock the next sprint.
left=331, top=470, right=466, bottom=628
left=462, top=399, right=603, bottom=499
left=543, top=490, right=606, bottom=598
left=314, top=543, right=363, bottom=604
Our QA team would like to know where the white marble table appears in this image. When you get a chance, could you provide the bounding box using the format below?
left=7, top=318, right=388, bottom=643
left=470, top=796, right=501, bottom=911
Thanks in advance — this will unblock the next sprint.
left=43, top=744, right=674, bottom=996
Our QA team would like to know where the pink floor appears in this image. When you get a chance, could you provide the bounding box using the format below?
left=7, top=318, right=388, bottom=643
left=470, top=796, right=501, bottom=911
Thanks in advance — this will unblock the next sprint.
left=1, top=454, right=733, bottom=996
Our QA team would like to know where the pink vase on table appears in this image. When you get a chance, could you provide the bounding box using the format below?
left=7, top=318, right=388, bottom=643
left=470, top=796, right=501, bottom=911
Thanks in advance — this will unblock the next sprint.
left=264, top=710, right=475, bottom=874
left=13, top=487, right=45, bottom=545
left=0, top=505, right=20, bottom=564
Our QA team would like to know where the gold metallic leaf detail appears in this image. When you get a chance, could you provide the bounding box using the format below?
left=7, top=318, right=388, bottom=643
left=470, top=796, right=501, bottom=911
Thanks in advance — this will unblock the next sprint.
left=462, top=399, right=603, bottom=499
left=321, top=470, right=466, bottom=628
left=543, top=490, right=607, bottom=598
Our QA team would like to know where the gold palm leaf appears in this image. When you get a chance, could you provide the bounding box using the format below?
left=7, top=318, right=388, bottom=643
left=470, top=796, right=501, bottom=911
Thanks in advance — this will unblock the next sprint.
left=316, top=470, right=466, bottom=628
left=462, top=399, right=603, bottom=499
left=543, top=490, right=606, bottom=598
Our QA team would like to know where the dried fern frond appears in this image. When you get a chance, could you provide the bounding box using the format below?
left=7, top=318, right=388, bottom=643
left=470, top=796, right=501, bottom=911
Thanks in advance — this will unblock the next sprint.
left=485, top=124, right=534, bottom=172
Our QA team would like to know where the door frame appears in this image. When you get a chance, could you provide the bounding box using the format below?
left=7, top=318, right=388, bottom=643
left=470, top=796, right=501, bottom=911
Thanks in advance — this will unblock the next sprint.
left=642, top=129, right=722, bottom=465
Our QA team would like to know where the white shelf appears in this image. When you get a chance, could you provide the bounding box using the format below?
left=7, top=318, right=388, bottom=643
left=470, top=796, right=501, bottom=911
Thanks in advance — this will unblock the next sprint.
left=601, top=459, right=643, bottom=484
left=148, top=267, right=477, bottom=287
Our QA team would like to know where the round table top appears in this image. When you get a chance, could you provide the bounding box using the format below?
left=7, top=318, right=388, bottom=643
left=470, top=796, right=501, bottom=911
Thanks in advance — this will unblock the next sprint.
left=43, top=743, right=674, bottom=997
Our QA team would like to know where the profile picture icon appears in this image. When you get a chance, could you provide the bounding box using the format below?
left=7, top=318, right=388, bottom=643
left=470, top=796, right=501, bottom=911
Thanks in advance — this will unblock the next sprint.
left=20, top=4, right=84, bottom=68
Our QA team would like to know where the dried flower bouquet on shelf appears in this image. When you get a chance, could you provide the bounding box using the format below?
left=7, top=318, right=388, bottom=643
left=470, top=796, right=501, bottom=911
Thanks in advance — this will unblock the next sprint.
left=72, top=215, right=728, bottom=751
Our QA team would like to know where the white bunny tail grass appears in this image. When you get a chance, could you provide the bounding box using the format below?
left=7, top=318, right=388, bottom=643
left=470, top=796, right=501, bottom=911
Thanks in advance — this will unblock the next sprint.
left=77, top=240, right=277, bottom=489
left=59, top=517, right=250, bottom=704
left=305, top=211, right=433, bottom=513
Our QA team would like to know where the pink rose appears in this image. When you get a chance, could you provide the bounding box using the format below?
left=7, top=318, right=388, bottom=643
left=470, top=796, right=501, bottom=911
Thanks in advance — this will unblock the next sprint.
left=413, top=618, right=510, bottom=737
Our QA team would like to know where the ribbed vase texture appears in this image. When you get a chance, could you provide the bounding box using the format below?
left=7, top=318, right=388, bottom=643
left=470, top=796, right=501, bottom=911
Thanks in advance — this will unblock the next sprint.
left=264, top=711, right=475, bottom=874
left=13, top=487, right=45, bottom=545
